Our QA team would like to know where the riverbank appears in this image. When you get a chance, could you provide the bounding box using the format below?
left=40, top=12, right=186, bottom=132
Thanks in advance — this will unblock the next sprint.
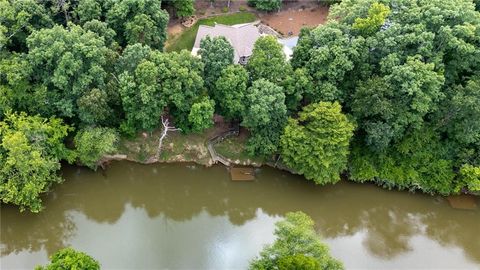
left=107, top=122, right=273, bottom=168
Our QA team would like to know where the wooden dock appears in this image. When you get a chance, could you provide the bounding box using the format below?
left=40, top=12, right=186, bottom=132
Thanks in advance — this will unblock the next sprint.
left=230, top=167, right=255, bottom=181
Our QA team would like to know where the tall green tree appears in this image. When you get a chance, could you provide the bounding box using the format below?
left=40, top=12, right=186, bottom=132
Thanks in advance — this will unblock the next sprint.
left=74, top=0, right=102, bottom=24
left=281, top=102, right=355, bottom=185
left=250, top=212, right=343, bottom=270
left=188, top=97, right=215, bottom=133
left=247, top=36, right=289, bottom=84
left=74, top=127, right=119, bottom=170
left=105, top=0, right=169, bottom=50
left=242, top=79, right=287, bottom=157
left=35, top=247, right=100, bottom=270
left=0, top=0, right=53, bottom=52
left=26, top=24, right=112, bottom=124
left=119, top=58, right=164, bottom=133
left=163, top=0, right=195, bottom=18
left=199, top=36, right=234, bottom=91
left=351, top=57, right=444, bottom=151
left=214, top=65, right=249, bottom=120
left=0, top=112, right=73, bottom=212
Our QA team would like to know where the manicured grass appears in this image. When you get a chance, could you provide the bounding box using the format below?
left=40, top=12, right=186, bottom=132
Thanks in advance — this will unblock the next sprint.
left=166, top=12, right=257, bottom=52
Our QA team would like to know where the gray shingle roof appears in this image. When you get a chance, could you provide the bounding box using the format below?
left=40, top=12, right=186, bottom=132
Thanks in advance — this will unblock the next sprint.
left=192, top=23, right=262, bottom=63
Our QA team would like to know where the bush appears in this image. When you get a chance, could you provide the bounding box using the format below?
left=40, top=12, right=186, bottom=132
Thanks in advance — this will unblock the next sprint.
left=35, top=248, right=100, bottom=270
left=239, top=6, right=247, bottom=11
left=74, top=127, right=119, bottom=170
left=222, top=7, right=229, bottom=13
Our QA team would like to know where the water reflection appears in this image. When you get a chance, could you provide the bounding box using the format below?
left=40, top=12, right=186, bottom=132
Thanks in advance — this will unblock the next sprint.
left=1, top=162, right=479, bottom=269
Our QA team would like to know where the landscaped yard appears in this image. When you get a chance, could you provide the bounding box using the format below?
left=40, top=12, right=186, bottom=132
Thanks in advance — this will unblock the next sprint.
left=166, top=12, right=257, bottom=52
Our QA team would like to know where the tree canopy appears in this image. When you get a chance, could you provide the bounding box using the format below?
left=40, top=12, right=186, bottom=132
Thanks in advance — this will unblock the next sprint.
left=199, top=36, right=234, bottom=91
left=280, top=102, right=355, bottom=185
left=250, top=211, right=344, bottom=270
left=242, top=79, right=287, bottom=157
left=0, top=112, right=72, bottom=212
left=35, top=247, right=100, bottom=270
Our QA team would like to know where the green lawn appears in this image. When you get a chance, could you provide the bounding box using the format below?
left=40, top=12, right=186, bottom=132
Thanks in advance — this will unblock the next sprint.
left=166, top=12, right=257, bottom=52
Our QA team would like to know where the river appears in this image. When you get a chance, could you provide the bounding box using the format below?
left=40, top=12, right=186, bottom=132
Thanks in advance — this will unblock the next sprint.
left=1, top=162, right=479, bottom=269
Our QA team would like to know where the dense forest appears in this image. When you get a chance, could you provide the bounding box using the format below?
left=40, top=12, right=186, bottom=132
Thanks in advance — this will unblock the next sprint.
left=1, top=0, right=480, bottom=214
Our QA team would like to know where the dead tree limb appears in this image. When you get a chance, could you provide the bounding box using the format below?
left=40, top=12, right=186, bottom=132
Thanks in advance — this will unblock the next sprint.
left=155, top=116, right=180, bottom=160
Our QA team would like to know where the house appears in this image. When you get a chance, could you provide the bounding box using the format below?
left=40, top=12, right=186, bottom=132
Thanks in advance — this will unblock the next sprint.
left=191, top=22, right=299, bottom=64
left=192, top=23, right=262, bottom=65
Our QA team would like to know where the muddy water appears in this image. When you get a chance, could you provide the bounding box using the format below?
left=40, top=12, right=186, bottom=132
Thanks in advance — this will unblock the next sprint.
left=1, top=162, right=479, bottom=269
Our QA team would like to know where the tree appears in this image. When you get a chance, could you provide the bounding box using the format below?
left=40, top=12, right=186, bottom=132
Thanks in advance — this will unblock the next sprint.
left=74, top=127, right=119, bottom=170
left=199, top=36, right=234, bottom=91
left=154, top=50, right=205, bottom=131
left=105, top=0, right=169, bottom=50
left=348, top=127, right=456, bottom=195
left=119, top=58, right=165, bottom=134
left=247, top=0, right=282, bottom=12
left=281, top=68, right=313, bottom=111
left=35, top=247, right=100, bottom=270
left=242, top=79, right=287, bottom=157
left=188, top=97, right=215, bottom=133
left=352, top=2, right=391, bottom=36
left=214, top=65, right=249, bottom=120
left=0, top=53, right=49, bottom=119
left=163, top=0, right=195, bottom=18
left=0, top=112, right=73, bottom=212
left=458, top=165, right=480, bottom=193
left=74, top=0, right=102, bottom=24
left=280, top=102, right=355, bottom=185
left=0, top=0, right=53, bottom=52
left=26, top=24, right=112, bottom=124
left=250, top=211, right=343, bottom=270
left=351, top=57, right=444, bottom=151
left=247, top=36, right=288, bottom=84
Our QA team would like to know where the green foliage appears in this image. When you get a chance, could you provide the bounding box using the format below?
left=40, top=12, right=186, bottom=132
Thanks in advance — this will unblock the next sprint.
left=281, top=68, right=313, bottom=111
left=26, top=24, right=112, bottom=123
left=439, top=77, right=480, bottom=146
left=174, top=0, right=195, bottom=18
left=352, top=2, right=390, bottom=36
left=35, top=247, right=100, bottom=270
left=247, top=36, right=288, bottom=84
left=119, top=58, right=164, bottom=133
left=0, top=112, right=72, bottom=212
left=74, top=0, right=102, bottom=24
left=105, top=0, right=169, bottom=50
left=199, top=36, right=234, bottom=91
left=242, top=79, right=287, bottom=157
left=351, top=57, right=444, bottom=151
left=155, top=50, right=205, bottom=131
left=247, top=0, right=282, bottom=12
left=0, top=53, right=48, bottom=118
left=459, top=165, right=480, bottom=192
left=292, top=0, right=480, bottom=193
left=281, top=102, right=355, bottom=185
left=349, top=128, right=456, bottom=195
left=249, top=211, right=343, bottom=270
left=277, top=254, right=320, bottom=270
left=188, top=97, right=215, bottom=133
left=117, top=47, right=204, bottom=133
left=0, top=0, right=53, bottom=52
left=74, top=127, right=118, bottom=170
left=214, top=65, right=249, bottom=120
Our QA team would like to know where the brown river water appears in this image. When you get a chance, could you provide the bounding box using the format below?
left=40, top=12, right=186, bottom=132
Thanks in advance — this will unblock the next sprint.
left=1, top=162, right=479, bottom=269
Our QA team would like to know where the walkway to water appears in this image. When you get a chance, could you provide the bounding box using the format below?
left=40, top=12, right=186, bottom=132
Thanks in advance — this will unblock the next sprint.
left=206, top=128, right=239, bottom=166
